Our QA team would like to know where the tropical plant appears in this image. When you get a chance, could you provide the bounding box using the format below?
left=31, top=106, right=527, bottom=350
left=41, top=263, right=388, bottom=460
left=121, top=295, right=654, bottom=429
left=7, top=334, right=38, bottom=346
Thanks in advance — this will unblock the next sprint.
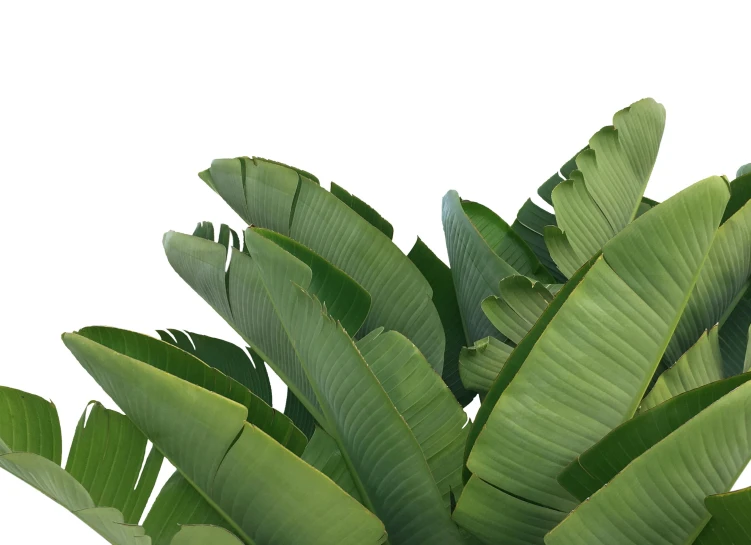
left=2, top=98, right=751, bottom=545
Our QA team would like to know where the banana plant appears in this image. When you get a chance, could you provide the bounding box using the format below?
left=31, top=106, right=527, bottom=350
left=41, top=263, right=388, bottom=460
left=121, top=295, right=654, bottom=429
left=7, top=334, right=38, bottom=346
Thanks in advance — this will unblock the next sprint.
left=3, top=98, right=751, bottom=545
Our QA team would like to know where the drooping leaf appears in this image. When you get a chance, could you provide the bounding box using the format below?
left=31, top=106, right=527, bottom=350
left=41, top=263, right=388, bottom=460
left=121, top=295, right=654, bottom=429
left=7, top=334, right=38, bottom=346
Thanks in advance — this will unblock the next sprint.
left=546, top=379, right=751, bottom=545
left=467, top=176, right=728, bottom=511
left=558, top=371, right=751, bottom=502
left=157, top=329, right=272, bottom=405
left=0, top=388, right=158, bottom=544
left=459, top=337, right=513, bottom=394
left=693, top=486, right=751, bottom=545
left=243, top=231, right=464, bottom=544
left=639, top=326, right=723, bottom=412
left=546, top=98, right=666, bottom=273
left=408, top=238, right=475, bottom=406
left=78, top=327, right=307, bottom=456
left=453, top=475, right=565, bottom=545
left=198, top=157, right=445, bottom=373
left=63, top=332, right=388, bottom=545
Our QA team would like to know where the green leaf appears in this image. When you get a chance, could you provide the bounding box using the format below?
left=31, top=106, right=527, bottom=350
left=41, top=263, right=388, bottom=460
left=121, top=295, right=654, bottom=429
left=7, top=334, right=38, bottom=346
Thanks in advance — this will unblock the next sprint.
left=63, top=332, right=388, bottom=545
left=302, top=428, right=362, bottom=502
left=511, top=199, right=565, bottom=282
left=693, top=487, right=751, bottom=545
left=459, top=337, right=513, bottom=394
left=356, top=328, right=469, bottom=507
left=537, top=153, right=581, bottom=206
left=330, top=182, right=394, bottom=239
left=463, top=254, right=596, bottom=486
left=664, top=197, right=751, bottom=365
left=481, top=276, right=555, bottom=343
left=639, top=327, right=723, bottom=412
left=442, top=190, right=549, bottom=343
left=738, top=162, right=751, bottom=178
left=170, top=525, right=244, bottom=545
left=244, top=231, right=464, bottom=544
left=408, top=238, right=475, bottom=406
left=453, top=475, right=565, bottom=545
left=66, top=402, right=164, bottom=524
left=144, top=471, right=231, bottom=545
left=157, top=329, right=272, bottom=405
left=546, top=98, right=666, bottom=272
left=198, top=157, right=445, bottom=373
left=545, top=379, right=751, bottom=545
left=252, top=227, right=371, bottom=337
left=467, top=176, right=728, bottom=511
left=558, top=371, right=751, bottom=502
left=720, top=285, right=751, bottom=376
left=78, top=327, right=307, bottom=456
left=284, top=391, right=316, bottom=440
left=543, top=226, right=582, bottom=279
left=0, top=388, right=157, bottom=544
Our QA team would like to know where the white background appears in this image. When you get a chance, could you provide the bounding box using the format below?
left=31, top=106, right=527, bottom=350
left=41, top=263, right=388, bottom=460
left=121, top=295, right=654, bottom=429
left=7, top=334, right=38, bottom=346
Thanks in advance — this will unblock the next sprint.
left=1, top=1, right=750, bottom=542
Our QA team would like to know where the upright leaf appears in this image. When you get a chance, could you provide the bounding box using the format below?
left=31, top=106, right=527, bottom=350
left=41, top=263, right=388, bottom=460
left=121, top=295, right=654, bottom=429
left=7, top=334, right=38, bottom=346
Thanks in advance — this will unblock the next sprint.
left=467, top=176, right=728, bottom=511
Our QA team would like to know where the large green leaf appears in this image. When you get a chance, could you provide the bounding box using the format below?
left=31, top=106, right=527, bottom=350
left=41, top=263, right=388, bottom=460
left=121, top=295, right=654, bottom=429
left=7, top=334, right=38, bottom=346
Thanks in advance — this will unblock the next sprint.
left=77, top=327, right=307, bottom=456
left=407, top=238, right=475, bottom=406
left=330, top=182, right=394, bottom=239
left=664, top=197, right=751, bottom=365
left=693, top=487, right=751, bottom=544
left=463, top=254, right=596, bottom=484
left=459, top=337, right=513, bottom=394
left=545, top=98, right=666, bottom=273
left=453, top=475, right=565, bottom=545
left=545, top=379, right=751, bottom=545
left=63, top=332, right=387, bottom=545
left=198, top=157, right=445, bottom=373
left=640, top=326, right=723, bottom=412
left=302, top=428, right=362, bottom=502
left=0, top=387, right=160, bottom=544
left=467, top=176, right=728, bottom=511
left=558, top=371, right=751, bottom=502
left=442, top=191, right=551, bottom=343
left=157, top=329, right=272, bottom=405
left=244, top=231, right=464, bottom=544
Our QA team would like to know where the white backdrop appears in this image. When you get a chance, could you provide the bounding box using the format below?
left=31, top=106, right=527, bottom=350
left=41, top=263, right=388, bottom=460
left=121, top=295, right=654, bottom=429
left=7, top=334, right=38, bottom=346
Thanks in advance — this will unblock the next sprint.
left=1, top=1, right=750, bottom=542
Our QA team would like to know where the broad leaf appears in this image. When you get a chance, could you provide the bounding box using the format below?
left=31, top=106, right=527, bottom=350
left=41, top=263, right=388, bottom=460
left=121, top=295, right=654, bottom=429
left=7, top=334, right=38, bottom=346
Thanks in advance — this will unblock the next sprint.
left=467, top=176, right=728, bottom=511
left=198, top=157, right=445, bottom=372
left=511, top=199, right=565, bottom=282
left=244, top=231, right=464, bottom=544
left=170, top=525, right=244, bottom=545
left=481, top=276, right=556, bottom=343
left=330, top=182, right=394, bottom=239
left=558, top=371, right=751, bottom=502
left=453, top=475, right=565, bottom=545
left=719, top=286, right=751, bottom=376
left=546, top=379, right=751, bottom=545
left=63, top=332, right=388, bottom=545
left=302, top=428, right=362, bottom=502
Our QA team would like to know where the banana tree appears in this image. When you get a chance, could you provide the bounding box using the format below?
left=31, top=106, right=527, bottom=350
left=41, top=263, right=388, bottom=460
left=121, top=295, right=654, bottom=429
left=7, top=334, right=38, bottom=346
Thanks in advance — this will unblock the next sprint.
left=3, top=98, right=751, bottom=545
